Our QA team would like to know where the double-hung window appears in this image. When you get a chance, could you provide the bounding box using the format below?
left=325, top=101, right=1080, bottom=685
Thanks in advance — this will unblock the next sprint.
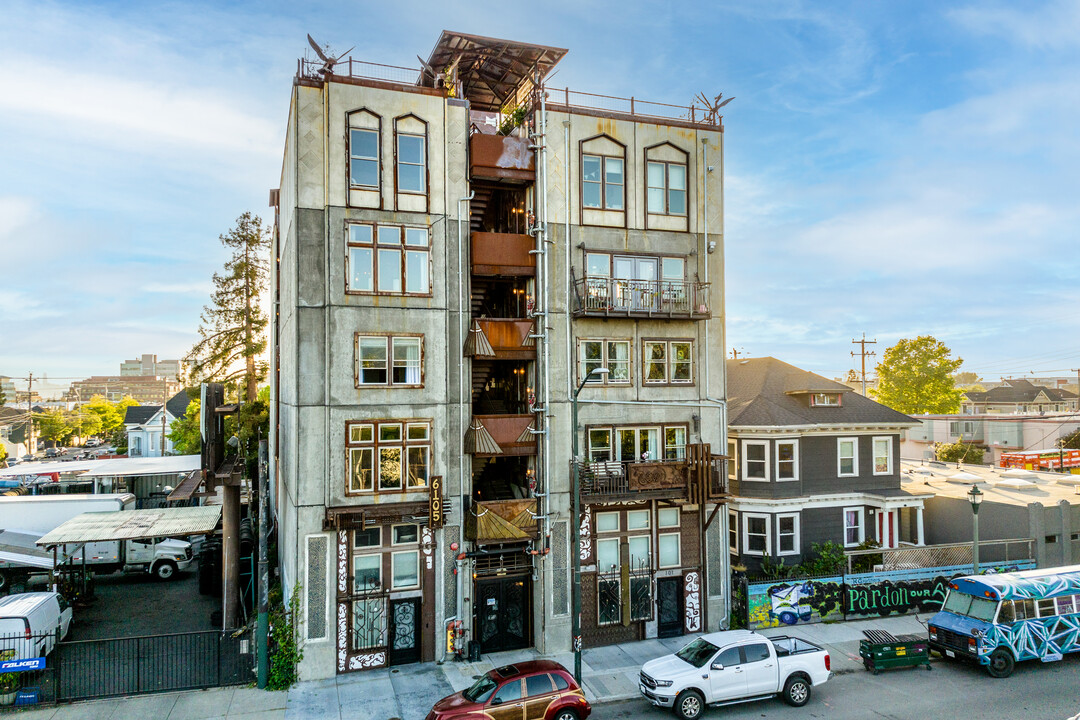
left=347, top=224, right=430, bottom=295
left=742, top=440, right=768, bottom=481
left=397, top=133, right=426, bottom=194
left=643, top=340, right=693, bottom=384
left=579, top=339, right=631, bottom=384
left=872, top=436, right=892, bottom=475
left=777, top=513, right=799, bottom=556
left=582, top=154, right=624, bottom=210
left=346, top=420, right=431, bottom=494
left=349, top=128, right=379, bottom=188
left=777, top=440, right=798, bottom=481
left=838, top=437, right=859, bottom=477
left=647, top=161, right=687, bottom=215
left=843, top=507, right=864, bottom=547
left=743, top=513, right=770, bottom=556
left=664, top=427, right=687, bottom=459
left=356, top=336, right=422, bottom=386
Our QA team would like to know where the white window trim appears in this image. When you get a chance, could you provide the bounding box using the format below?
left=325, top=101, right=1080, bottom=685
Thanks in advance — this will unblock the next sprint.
left=872, top=436, right=893, bottom=476
left=837, top=437, right=859, bottom=478
left=776, top=513, right=800, bottom=556
left=390, top=523, right=419, bottom=546
left=596, top=537, right=620, bottom=573
left=742, top=512, right=771, bottom=556
left=742, top=440, right=770, bottom=482
left=390, top=550, right=420, bottom=590
left=626, top=509, right=651, bottom=531
left=728, top=510, right=739, bottom=554
left=727, top=440, right=737, bottom=481
left=596, top=512, right=621, bottom=533
left=776, top=439, right=799, bottom=482
left=843, top=506, right=865, bottom=548
left=658, top=532, right=681, bottom=568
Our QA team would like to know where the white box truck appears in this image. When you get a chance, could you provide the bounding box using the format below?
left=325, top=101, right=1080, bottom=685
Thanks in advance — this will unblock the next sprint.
left=0, top=494, right=193, bottom=590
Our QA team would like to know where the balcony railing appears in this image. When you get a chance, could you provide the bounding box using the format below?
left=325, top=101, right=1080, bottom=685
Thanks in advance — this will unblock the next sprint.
left=579, top=459, right=692, bottom=500
left=471, top=232, right=536, bottom=276
left=573, top=277, right=711, bottom=319
left=466, top=498, right=539, bottom=545
left=470, top=134, right=535, bottom=183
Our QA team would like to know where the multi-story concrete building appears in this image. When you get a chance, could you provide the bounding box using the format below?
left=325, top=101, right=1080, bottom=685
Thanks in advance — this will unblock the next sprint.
left=120, top=354, right=181, bottom=381
left=272, top=31, right=729, bottom=680
left=66, top=375, right=180, bottom=405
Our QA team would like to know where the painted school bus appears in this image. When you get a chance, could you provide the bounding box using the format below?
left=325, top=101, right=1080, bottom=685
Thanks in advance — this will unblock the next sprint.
left=928, top=564, right=1080, bottom=677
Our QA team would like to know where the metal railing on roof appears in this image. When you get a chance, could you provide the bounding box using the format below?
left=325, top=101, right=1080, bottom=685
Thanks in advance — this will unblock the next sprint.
left=298, top=57, right=422, bottom=85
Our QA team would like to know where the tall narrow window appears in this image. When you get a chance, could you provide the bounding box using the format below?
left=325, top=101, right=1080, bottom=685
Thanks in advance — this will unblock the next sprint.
left=397, top=134, right=426, bottom=193
left=744, top=514, right=769, bottom=555
left=777, top=440, right=798, bottom=481
left=582, top=149, right=624, bottom=211
left=349, top=129, right=379, bottom=188
left=358, top=337, right=388, bottom=384
left=647, top=161, right=688, bottom=215
left=743, top=441, right=768, bottom=481
left=838, top=438, right=858, bottom=477
left=844, top=507, right=864, bottom=547
left=872, top=436, right=892, bottom=475
left=777, top=514, right=799, bottom=555
left=347, top=225, right=374, bottom=292
left=665, top=427, right=686, bottom=459
left=392, top=337, right=421, bottom=384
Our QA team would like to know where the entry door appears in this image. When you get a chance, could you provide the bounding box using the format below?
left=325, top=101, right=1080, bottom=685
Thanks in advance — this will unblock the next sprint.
left=613, top=256, right=659, bottom=310
left=388, top=598, right=421, bottom=666
left=476, top=576, right=532, bottom=654
left=657, top=577, right=683, bottom=638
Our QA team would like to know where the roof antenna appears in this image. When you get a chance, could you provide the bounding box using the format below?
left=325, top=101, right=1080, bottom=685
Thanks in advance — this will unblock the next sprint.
left=307, top=35, right=354, bottom=76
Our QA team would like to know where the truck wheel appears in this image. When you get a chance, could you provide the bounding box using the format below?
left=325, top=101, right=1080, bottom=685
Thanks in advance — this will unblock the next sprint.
left=154, top=560, right=178, bottom=580
left=674, top=690, right=705, bottom=720
left=986, top=649, right=1015, bottom=678
left=782, top=675, right=811, bottom=707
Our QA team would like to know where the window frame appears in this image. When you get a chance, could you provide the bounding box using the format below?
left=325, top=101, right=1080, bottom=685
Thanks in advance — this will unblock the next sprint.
left=346, top=222, right=431, bottom=297
left=843, top=506, right=865, bottom=548
left=395, top=127, right=427, bottom=196
left=644, top=143, right=690, bottom=218
left=872, top=436, right=893, bottom=476
left=728, top=510, right=739, bottom=554
left=642, top=338, right=695, bottom=386
left=586, top=423, right=689, bottom=463
left=742, top=512, right=771, bottom=556
left=390, top=549, right=420, bottom=590
left=776, top=439, right=799, bottom=482
left=658, top=507, right=680, bottom=529
left=810, top=393, right=842, bottom=407
left=581, top=152, right=625, bottom=212
left=595, top=512, right=621, bottom=533
left=837, top=437, right=859, bottom=477
left=776, top=513, right=800, bottom=556
left=348, top=126, right=380, bottom=190
left=355, top=333, right=424, bottom=388
left=345, top=419, right=432, bottom=495
left=742, top=440, right=769, bottom=482
left=577, top=338, right=632, bottom=386
left=658, top=531, right=681, bottom=568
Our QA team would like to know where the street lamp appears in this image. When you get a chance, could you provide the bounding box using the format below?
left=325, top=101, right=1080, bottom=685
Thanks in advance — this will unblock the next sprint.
left=968, top=484, right=983, bottom=574
left=571, top=366, right=608, bottom=683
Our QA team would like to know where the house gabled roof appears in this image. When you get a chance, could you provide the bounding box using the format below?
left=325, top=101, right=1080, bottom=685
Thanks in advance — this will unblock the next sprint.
left=165, top=389, right=192, bottom=420
left=726, top=357, right=917, bottom=428
left=123, top=405, right=159, bottom=426
left=964, top=380, right=1076, bottom=404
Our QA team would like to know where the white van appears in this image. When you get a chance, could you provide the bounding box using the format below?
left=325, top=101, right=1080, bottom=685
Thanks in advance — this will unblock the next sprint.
left=0, top=592, right=73, bottom=659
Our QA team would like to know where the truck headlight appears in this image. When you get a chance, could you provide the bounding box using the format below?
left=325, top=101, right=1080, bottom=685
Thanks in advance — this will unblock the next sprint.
left=655, top=680, right=673, bottom=688
left=929, top=628, right=938, bottom=640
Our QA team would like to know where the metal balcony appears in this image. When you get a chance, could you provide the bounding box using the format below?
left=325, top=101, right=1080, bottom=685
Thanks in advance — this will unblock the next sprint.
left=469, top=134, right=535, bottom=184
left=471, top=232, right=536, bottom=276
left=572, top=277, right=711, bottom=319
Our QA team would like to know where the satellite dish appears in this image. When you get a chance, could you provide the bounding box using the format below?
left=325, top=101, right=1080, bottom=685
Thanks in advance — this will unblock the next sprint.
left=307, top=34, right=355, bottom=76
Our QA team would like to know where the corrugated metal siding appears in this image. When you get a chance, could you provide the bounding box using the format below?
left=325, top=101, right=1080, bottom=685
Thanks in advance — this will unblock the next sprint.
left=37, top=506, right=222, bottom=545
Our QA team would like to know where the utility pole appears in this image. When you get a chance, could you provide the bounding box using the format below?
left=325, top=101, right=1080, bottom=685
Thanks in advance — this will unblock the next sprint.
left=851, top=334, right=877, bottom=396
left=26, top=373, right=34, bottom=456
left=161, top=378, right=168, bottom=456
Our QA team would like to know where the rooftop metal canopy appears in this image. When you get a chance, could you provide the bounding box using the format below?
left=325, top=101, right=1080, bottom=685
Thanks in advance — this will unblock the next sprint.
left=36, top=505, right=222, bottom=548
left=422, top=30, right=567, bottom=111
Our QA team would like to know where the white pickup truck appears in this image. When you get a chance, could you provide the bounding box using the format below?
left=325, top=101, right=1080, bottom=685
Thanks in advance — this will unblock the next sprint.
left=639, top=630, right=831, bottom=719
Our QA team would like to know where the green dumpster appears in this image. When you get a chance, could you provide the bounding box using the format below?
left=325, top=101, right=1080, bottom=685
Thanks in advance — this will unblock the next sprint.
left=859, top=629, right=932, bottom=674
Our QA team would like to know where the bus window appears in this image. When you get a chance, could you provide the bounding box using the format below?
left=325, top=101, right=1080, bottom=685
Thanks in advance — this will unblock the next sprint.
left=1056, top=596, right=1076, bottom=615
left=998, top=601, right=1015, bottom=624
left=1037, top=598, right=1057, bottom=618
left=942, top=591, right=997, bottom=621
left=1014, top=598, right=1035, bottom=621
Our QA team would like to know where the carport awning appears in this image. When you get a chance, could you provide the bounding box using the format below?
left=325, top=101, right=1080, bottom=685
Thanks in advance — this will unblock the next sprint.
left=36, top=506, right=222, bottom=548
left=0, top=529, right=55, bottom=569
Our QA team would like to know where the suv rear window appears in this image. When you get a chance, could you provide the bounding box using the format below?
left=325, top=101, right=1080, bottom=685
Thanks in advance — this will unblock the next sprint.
left=551, top=673, right=569, bottom=691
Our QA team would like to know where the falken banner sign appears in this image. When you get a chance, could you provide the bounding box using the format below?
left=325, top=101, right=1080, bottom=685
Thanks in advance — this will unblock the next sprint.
left=0, top=657, right=45, bottom=672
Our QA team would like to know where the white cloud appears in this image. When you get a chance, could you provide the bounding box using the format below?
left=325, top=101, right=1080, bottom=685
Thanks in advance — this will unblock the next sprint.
left=949, top=0, right=1080, bottom=51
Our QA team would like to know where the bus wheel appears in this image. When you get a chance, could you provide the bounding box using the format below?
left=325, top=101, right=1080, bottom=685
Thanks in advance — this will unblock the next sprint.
left=986, top=649, right=1015, bottom=678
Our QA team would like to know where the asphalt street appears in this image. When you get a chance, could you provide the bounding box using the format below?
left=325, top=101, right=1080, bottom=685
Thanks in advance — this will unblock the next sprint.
left=595, top=653, right=1080, bottom=720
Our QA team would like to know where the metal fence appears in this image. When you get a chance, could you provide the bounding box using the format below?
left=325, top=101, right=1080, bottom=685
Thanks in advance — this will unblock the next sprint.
left=843, top=538, right=1035, bottom=574
left=0, top=628, right=252, bottom=710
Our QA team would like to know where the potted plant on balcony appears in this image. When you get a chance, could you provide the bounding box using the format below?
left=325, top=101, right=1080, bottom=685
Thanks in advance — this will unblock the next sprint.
left=497, top=106, right=527, bottom=136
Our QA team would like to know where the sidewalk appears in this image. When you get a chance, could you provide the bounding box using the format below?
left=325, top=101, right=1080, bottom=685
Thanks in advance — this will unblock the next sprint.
left=9, top=614, right=931, bottom=720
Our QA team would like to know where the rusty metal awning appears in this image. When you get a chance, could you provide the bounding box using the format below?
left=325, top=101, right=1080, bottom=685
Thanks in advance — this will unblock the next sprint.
left=167, top=470, right=205, bottom=502
left=463, top=320, right=496, bottom=357
left=36, top=506, right=222, bottom=547
left=324, top=501, right=430, bottom=531
left=464, top=418, right=503, bottom=455
left=423, top=31, right=567, bottom=111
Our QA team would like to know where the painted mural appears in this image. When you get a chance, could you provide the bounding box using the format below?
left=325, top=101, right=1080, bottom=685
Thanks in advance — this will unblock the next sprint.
left=746, top=562, right=1037, bottom=630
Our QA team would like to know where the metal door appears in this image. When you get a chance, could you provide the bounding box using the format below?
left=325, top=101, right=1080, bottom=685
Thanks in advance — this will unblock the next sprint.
left=657, top=577, right=683, bottom=638
left=613, top=256, right=658, bottom=311
left=476, top=576, right=532, bottom=654
left=388, top=598, right=421, bottom=666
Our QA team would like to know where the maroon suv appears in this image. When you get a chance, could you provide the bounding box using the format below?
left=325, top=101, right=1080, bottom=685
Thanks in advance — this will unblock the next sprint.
left=426, top=660, right=591, bottom=720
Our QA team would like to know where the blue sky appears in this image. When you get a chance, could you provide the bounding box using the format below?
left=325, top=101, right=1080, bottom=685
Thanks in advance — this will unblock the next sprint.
left=2, top=0, right=1079, bottom=393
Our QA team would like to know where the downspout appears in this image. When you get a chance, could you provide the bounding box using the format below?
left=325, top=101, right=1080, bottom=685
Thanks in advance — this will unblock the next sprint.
left=563, top=120, right=572, bottom=400
left=457, top=186, right=473, bottom=639
left=538, top=85, right=551, bottom=650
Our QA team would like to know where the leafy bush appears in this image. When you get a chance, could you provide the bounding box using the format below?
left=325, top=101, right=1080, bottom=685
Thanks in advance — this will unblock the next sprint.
left=935, top=441, right=985, bottom=465
left=267, top=582, right=303, bottom=691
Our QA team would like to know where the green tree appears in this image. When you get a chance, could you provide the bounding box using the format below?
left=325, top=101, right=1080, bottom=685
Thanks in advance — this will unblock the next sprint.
left=935, top=441, right=985, bottom=465
left=186, top=212, right=270, bottom=404
left=952, top=371, right=981, bottom=387
left=83, top=395, right=122, bottom=436
left=871, top=336, right=963, bottom=414
left=169, top=398, right=203, bottom=455
left=1058, top=428, right=1080, bottom=450
left=34, top=409, right=72, bottom=445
